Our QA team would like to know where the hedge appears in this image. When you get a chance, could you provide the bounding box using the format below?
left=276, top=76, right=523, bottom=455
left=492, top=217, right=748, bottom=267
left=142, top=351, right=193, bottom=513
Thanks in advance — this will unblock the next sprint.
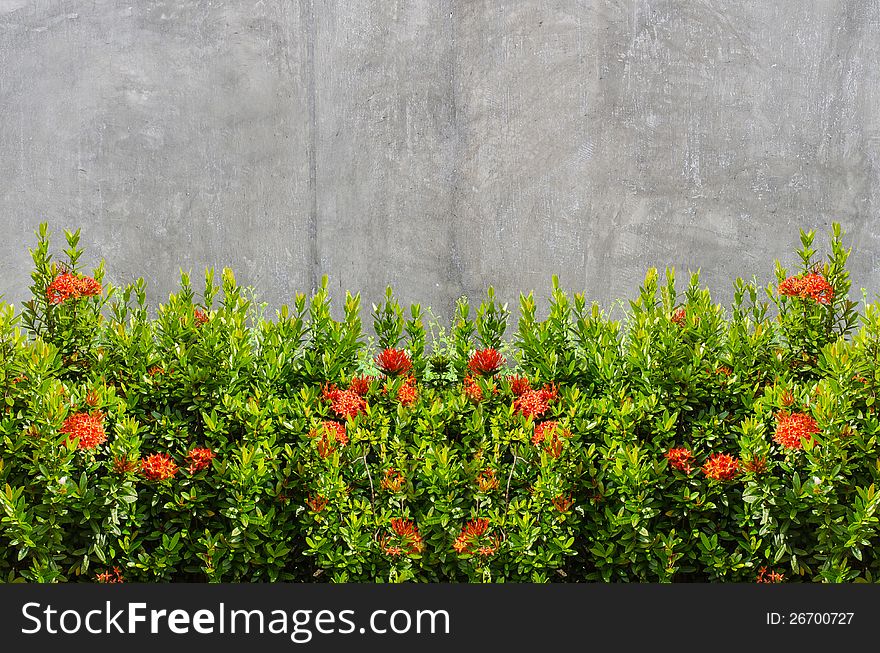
left=1, top=223, right=878, bottom=583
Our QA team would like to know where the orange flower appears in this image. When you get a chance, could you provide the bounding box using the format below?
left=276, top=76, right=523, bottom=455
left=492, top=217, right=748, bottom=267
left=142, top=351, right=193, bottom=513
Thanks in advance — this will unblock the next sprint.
left=306, top=494, right=328, bottom=512
left=381, top=468, right=406, bottom=493
left=463, top=375, right=484, bottom=403
left=375, top=348, right=412, bottom=376
left=665, top=447, right=695, bottom=473
left=95, top=567, right=124, bottom=583
left=756, top=566, right=784, bottom=583
left=778, top=272, right=833, bottom=305
left=388, top=518, right=424, bottom=554
left=185, top=447, right=216, bottom=473
left=147, top=366, right=165, bottom=376
left=742, top=454, right=768, bottom=475
left=60, top=411, right=106, bottom=450
left=552, top=494, right=575, bottom=512
left=715, top=366, right=732, bottom=376
left=348, top=376, right=373, bottom=397
left=194, top=308, right=209, bottom=326
left=774, top=411, right=819, bottom=450
left=453, top=518, right=490, bottom=555
left=702, top=453, right=739, bottom=481
left=475, top=468, right=499, bottom=492
left=532, top=421, right=570, bottom=458
left=141, top=453, right=178, bottom=481
left=513, top=384, right=558, bottom=419
left=508, top=375, right=531, bottom=396
left=468, top=348, right=505, bottom=376
left=397, top=376, right=418, bottom=407
left=46, top=272, right=102, bottom=305
left=671, top=307, right=687, bottom=326
left=322, top=384, right=367, bottom=419
left=310, top=420, right=348, bottom=458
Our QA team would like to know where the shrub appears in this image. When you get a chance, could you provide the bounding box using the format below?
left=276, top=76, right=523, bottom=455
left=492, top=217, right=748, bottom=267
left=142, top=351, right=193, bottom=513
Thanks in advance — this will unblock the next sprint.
left=1, top=223, right=878, bottom=583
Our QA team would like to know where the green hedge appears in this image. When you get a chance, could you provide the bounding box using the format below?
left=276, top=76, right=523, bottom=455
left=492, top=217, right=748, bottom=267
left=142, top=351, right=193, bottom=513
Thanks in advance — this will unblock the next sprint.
left=1, top=223, right=879, bottom=583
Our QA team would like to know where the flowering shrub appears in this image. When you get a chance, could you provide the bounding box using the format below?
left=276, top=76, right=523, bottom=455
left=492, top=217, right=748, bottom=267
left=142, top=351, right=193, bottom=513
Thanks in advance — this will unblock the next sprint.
left=1, top=222, right=879, bottom=583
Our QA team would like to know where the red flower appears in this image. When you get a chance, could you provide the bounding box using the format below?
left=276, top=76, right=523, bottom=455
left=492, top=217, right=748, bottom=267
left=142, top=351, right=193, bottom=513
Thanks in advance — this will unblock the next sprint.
left=671, top=307, right=687, bottom=326
left=375, top=348, right=412, bottom=376
left=95, top=567, right=124, bottom=584
left=778, top=273, right=834, bottom=304
left=756, top=566, right=784, bottom=583
left=348, top=376, right=373, bottom=397
left=468, top=348, right=505, bottom=376
left=46, top=272, right=102, bottom=305
left=513, top=384, right=558, bottom=419
left=141, top=453, right=178, bottom=481
left=310, top=420, right=348, bottom=458
left=665, top=447, right=695, bottom=473
left=322, top=384, right=367, bottom=419
left=112, top=455, right=138, bottom=475
left=508, top=375, right=531, bottom=396
left=185, top=447, right=216, bottom=473
left=193, top=308, right=209, bottom=326
left=774, top=411, right=819, bottom=450
left=742, top=455, right=768, bottom=475
left=60, top=411, right=107, bottom=450
left=397, top=376, right=418, bottom=407
left=715, top=366, right=732, bottom=376
left=463, top=375, right=484, bottom=403
left=702, top=453, right=739, bottom=481
left=453, top=518, right=491, bottom=555
left=380, top=518, right=424, bottom=556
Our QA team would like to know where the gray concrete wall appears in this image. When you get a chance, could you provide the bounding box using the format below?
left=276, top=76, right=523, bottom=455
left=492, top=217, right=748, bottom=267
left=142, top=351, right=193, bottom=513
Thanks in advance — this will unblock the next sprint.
left=1, top=0, right=879, bottom=323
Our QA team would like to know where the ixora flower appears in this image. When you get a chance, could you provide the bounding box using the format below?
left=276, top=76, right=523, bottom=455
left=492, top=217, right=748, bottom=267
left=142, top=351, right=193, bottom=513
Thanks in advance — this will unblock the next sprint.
left=310, top=420, right=349, bottom=458
left=95, top=567, right=124, bottom=584
left=60, top=411, right=106, bottom=450
left=670, top=307, right=687, bottom=326
left=778, top=272, right=834, bottom=304
left=380, top=518, right=425, bottom=557
left=381, top=468, right=406, bottom=492
left=702, top=453, right=740, bottom=481
left=193, top=308, right=210, bottom=326
left=348, top=375, right=373, bottom=397
left=305, top=494, right=328, bottom=513
left=552, top=494, right=575, bottom=512
left=322, top=384, right=367, bottom=419
left=468, top=348, right=505, bottom=376
left=513, top=383, right=558, bottom=419
left=774, top=412, right=820, bottom=450
left=508, top=375, right=531, bottom=396
left=397, top=375, right=418, bottom=406
left=375, top=348, right=412, bottom=376
left=141, top=453, right=178, bottom=481
left=463, top=375, right=484, bottom=403
left=475, top=468, right=499, bottom=492
left=185, top=447, right=216, bottom=473
left=756, top=567, right=784, bottom=583
left=46, top=272, right=102, bottom=305
left=665, top=447, right=695, bottom=473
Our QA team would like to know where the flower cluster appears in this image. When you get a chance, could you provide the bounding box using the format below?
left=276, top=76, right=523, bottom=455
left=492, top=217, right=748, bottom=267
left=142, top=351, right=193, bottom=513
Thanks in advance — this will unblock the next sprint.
left=453, top=518, right=494, bottom=555
left=778, top=272, right=834, bottom=304
left=702, top=453, right=739, bottom=481
left=60, top=411, right=106, bottom=450
left=532, top=420, right=570, bottom=458
left=756, top=567, right=784, bottom=583
left=514, top=383, right=558, bottom=419
left=463, top=375, right=484, bottom=403
left=46, top=272, right=102, bottom=305
left=194, top=308, right=209, bottom=326
left=185, top=447, right=216, bottom=473
left=310, top=420, right=348, bottom=458
left=305, top=495, right=329, bottom=513
left=322, top=384, right=367, bottom=419
left=508, top=375, right=531, bottom=396
left=348, top=376, right=373, bottom=397
left=380, top=468, right=406, bottom=493
left=665, top=447, right=695, bottom=474
left=375, top=348, right=412, bottom=376
left=397, top=375, right=418, bottom=407
left=381, top=518, right=424, bottom=557
left=141, top=453, right=178, bottom=481
left=774, top=411, right=819, bottom=450
left=671, top=307, right=687, bottom=326
left=468, top=348, right=504, bottom=376
left=95, top=567, right=124, bottom=583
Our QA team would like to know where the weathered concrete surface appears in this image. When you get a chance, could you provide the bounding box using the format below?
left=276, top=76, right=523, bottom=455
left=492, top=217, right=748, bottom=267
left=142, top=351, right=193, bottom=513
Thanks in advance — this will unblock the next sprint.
left=1, top=1, right=879, bottom=322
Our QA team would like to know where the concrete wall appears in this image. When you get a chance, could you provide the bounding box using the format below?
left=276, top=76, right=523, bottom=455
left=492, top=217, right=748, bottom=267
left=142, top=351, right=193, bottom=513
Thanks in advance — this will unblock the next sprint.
left=2, top=0, right=879, bottom=322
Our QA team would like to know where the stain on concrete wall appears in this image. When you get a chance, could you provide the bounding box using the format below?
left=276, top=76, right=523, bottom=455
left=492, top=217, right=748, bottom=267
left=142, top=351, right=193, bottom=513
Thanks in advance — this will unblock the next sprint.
left=1, top=1, right=879, bottom=321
